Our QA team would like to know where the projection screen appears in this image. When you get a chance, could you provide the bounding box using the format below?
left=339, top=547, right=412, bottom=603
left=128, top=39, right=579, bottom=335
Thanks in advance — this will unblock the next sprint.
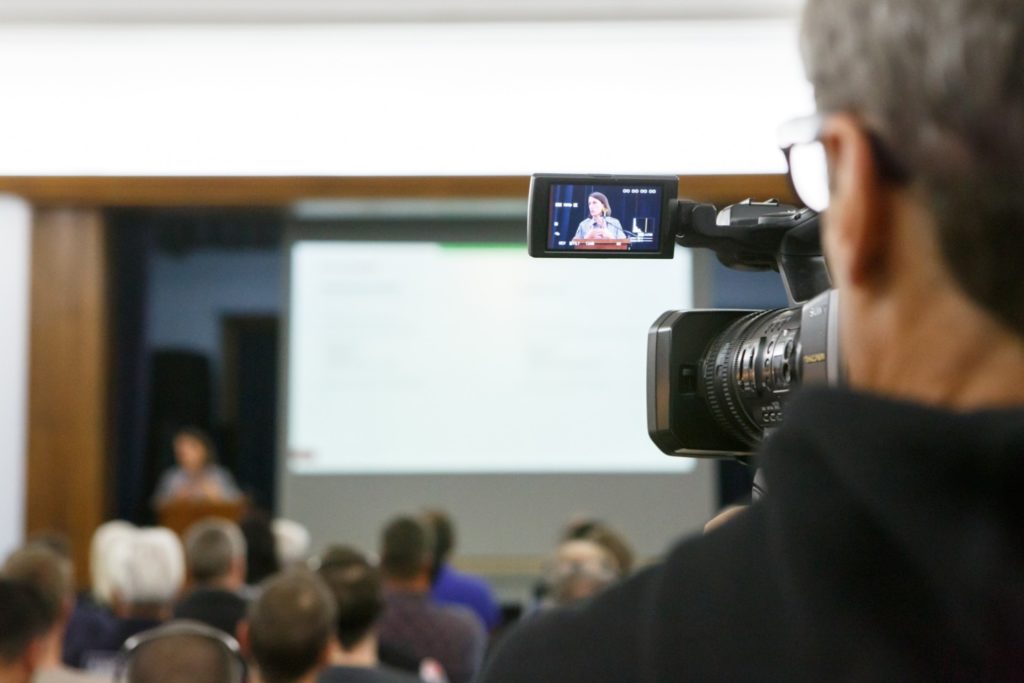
left=280, top=202, right=715, bottom=563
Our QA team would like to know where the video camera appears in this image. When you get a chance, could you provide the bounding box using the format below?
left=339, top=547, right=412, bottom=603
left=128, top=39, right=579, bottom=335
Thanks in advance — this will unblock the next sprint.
left=528, top=174, right=842, bottom=458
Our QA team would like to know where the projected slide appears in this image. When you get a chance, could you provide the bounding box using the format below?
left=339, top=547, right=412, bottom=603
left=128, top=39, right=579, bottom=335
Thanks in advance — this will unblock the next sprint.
left=286, top=241, right=694, bottom=474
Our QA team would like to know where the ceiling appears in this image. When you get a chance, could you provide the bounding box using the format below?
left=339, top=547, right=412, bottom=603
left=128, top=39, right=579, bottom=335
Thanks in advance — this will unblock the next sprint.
left=0, top=0, right=802, bottom=23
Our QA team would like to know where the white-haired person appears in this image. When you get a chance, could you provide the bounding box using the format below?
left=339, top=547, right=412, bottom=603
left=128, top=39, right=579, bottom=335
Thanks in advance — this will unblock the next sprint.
left=271, top=518, right=311, bottom=569
left=78, top=527, right=185, bottom=674
left=63, top=520, right=136, bottom=669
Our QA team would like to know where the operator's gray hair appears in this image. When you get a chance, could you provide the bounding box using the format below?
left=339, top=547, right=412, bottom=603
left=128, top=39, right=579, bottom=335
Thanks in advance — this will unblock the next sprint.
left=801, top=0, right=1024, bottom=336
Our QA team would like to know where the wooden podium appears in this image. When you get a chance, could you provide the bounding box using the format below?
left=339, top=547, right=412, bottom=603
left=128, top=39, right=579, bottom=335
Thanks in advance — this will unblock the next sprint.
left=157, top=498, right=247, bottom=537
left=570, top=237, right=632, bottom=251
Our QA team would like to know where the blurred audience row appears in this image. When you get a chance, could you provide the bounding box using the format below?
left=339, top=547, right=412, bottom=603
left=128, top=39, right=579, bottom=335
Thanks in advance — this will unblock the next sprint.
left=0, top=510, right=633, bottom=683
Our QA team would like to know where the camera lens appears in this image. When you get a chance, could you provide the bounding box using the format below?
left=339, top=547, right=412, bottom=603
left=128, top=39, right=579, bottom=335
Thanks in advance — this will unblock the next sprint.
left=700, top=307, right=801, bottom=447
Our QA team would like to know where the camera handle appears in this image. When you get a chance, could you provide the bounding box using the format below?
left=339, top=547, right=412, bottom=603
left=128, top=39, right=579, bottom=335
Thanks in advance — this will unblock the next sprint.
left=777, top=215, right=831, bottom=305
left=672, top=199, right=831, bottom=306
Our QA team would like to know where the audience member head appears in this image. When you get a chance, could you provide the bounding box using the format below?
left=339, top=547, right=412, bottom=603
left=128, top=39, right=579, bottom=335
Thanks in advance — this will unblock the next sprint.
left=272, top=519, right=311, bottom=569
left=108, top=527, right=185, bottom=620
left=120, top=620, right=243, bottom=683
left=318, top=545, right=368, bottom=572
left=2, top=544, right=75, bottom=658
left=317, top=548, right=384, bottom=652
left=243, top=570, right=335, bottom=683
left=239, top=510, right=280, bottom=585
left=173, top=427, right=217, bottom=475
left=543, top=539, right=619, bottom=608
left=183, top=517, right=247, bottom=589
left=562, top=518, right=634, bottom=576
left=91, top=520, right=137, bottom=607
left=420, top=508, right=455, bottom=582
left=25, top=531, right=72, bottom=560
left=0, top=579, right=50, bottom=683
left=379, top=516, right=433, bottom=587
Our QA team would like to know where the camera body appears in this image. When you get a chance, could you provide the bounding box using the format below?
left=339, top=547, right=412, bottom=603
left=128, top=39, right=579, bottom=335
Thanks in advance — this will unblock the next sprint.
left=647, top=289, right=840, bottom=457
left=528, top=174, right=843, bottom=458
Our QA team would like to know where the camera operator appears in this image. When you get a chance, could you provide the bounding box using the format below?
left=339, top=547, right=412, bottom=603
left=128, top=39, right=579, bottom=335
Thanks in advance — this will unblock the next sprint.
left=482, top=0, right=1024, bottom=679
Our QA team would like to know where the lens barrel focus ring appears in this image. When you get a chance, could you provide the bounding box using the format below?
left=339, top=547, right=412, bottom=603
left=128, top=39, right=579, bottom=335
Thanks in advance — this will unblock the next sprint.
left=701, top=313, right=764, bottom=448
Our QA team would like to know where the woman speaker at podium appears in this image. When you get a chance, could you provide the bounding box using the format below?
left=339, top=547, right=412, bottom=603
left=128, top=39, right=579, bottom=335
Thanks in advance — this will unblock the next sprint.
left=573, top=191, right=626, bottom=240
left=153, top=426, right=241, bottom=507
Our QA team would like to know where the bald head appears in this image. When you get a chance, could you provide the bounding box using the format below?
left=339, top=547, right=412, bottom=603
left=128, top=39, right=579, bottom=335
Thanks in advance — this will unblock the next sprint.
left=126, top=626, right=240, bottom=683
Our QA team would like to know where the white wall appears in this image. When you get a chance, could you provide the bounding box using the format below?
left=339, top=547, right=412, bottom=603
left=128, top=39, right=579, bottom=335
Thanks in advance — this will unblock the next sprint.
left=0, top=197, right=31, bottom=559
left=0, top=20, right=813, bottom=176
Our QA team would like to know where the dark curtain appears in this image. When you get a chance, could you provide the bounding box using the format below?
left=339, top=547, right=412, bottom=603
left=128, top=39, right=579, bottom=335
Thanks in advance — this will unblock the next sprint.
left=230, top=319, right=279, bottom=512
left=107, top=210, right=155, bottom=523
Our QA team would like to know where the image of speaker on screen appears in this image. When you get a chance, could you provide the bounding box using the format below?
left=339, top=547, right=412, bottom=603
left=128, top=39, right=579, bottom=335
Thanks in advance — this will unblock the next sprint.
left=572, top=192, right=626, bottom=241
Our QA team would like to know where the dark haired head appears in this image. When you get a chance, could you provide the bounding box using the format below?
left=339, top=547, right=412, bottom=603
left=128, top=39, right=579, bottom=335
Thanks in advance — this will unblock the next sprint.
left=25, top=531, right=72, bottom=560
left=0, top=579, right=50, bottom=665
left=317, top=550, right=384, bottom=650
left=318, top=544, right=366, bottom=571
left=173, top=426, right=218, bottom=468
left=420, top=509, right=455, bottom=583
left=588, top=192, right=611, bottom=215
left=247, top=570, right=335, bottom=683
left=240, top=510, right=280, bottom=585
left=379, top=516, right=433, bottom=581
left=563, top=519, right=634, bottom=576
left=2, top=544, right=74, bottom=628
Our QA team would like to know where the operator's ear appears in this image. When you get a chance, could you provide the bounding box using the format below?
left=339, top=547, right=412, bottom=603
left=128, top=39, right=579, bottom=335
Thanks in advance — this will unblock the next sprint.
left=24, top=637, right=45, bottom=671
left=318, top=637, right=336, bottom=667
left=820, top=113, right=892, bottom=289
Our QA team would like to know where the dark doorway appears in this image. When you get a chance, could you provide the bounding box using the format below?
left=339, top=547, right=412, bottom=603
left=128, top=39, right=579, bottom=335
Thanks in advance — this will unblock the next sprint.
left=222, top=315, right=280, bottom=512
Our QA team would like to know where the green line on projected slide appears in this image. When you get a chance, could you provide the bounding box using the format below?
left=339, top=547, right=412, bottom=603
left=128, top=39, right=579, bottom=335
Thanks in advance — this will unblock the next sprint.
left=440, top=243, right=523, bottom=251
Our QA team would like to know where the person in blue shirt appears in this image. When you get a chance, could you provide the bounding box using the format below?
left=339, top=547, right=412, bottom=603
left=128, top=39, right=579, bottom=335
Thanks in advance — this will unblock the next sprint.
left=421, top=509, right=501, bottom=631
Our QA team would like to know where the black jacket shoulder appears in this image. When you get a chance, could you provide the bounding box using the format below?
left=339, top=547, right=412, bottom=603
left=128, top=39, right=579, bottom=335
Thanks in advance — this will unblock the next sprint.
left=483, top=508, right=784, bottom=682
